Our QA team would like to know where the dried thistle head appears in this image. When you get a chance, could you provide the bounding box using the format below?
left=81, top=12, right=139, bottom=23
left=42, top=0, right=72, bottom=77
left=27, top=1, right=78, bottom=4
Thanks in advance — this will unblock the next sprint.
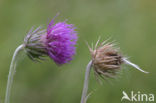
left=81, top=38, right=148, bottom=103
left=88, top=39, right=123, bottom=78
left=87, top=38, right=148, bottom=79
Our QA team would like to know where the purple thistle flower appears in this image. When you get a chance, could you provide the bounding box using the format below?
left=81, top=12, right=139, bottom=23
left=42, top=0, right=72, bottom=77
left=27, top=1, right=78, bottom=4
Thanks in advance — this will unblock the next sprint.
left=24, top=17, right=78, bottom=65
left=45, top=20, right=78, bottom=64
left=5, top=16, right=77, bottom=103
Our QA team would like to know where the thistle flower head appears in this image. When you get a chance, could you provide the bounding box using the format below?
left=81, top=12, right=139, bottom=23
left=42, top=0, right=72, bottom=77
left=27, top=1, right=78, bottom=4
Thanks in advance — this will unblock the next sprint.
left=44, top=19, right=77, bottom=64
left=24, top=17, right=78, bottom=64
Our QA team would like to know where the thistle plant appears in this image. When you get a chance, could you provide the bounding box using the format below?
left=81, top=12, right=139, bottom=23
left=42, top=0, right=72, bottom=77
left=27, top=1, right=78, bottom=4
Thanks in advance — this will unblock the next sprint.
left=5, top=16, right=77, bottom=103
left=80, top=39, right=148, bottom=103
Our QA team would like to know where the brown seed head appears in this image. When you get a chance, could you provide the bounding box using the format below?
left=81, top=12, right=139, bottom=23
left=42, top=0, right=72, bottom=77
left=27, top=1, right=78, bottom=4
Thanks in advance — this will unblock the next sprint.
left=88, top=40, right=123, bottom=78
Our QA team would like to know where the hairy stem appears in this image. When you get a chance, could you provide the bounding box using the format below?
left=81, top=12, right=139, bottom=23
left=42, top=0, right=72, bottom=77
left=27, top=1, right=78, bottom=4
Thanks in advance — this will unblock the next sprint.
left=81, top=60, right=92, bottom=103
left=5, top=44, right=24, bottom=103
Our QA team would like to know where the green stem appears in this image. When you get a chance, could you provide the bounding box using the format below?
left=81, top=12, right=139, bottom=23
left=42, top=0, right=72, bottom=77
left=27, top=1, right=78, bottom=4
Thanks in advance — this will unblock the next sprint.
left=5, top=44, right=24, bottom=103
left=81, top=60, right=92, bottom=103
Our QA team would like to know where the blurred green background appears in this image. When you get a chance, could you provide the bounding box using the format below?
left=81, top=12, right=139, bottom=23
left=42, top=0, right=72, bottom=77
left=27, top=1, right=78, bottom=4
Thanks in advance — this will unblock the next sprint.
left=0, top=0, right=156, bottom=103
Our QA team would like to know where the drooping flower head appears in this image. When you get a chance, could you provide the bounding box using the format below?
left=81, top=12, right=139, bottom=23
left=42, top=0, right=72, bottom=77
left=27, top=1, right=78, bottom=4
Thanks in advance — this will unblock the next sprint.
left=24, top=16, right=78, bottom=65
left=44, top=19, right=77, bottom=64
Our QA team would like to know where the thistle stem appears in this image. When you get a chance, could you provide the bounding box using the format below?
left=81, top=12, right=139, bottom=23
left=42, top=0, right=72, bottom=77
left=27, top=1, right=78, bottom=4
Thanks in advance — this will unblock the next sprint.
left=81, top=60, right=92, bottom=103
left=5, top=44, right=24, bottom=103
